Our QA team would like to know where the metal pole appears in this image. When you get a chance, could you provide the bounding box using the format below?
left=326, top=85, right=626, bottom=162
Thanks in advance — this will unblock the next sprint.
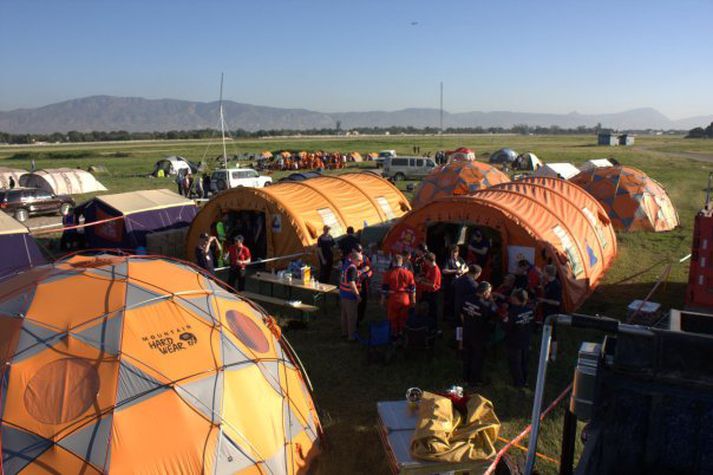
left=439, top=81, right=444, bottom=134
left=219, top=73, right=228, bottom=170
left=525, top=318, right=554, bottom=474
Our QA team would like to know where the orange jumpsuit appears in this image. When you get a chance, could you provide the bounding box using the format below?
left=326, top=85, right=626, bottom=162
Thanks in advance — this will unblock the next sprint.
left=382, top=266, right=416, bottom=335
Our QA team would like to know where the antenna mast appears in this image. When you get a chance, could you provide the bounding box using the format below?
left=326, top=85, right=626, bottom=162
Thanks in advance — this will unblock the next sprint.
left=440, top=81, right=444, bottom=134
left=219, top=73, right=228, bottom=169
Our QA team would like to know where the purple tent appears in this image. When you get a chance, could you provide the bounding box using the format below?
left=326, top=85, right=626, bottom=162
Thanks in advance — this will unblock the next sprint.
left=0, top=212, right=47, bottom=279
left=76, top=189, right=197, bottom=250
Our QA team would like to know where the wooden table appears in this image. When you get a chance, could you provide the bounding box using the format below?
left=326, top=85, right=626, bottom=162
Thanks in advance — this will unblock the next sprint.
left=249, top=272, right=337, bottom=309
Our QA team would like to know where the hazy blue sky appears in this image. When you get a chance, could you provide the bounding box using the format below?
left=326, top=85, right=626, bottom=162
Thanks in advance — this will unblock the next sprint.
left=1, top=0, right=712, bottom=118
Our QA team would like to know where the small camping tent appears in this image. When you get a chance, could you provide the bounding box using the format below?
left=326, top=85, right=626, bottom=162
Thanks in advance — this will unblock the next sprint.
left=76, top=189, right=197, bottom=250
left=579, top=158, right=614, bottom=172
left=571, top=166, right=679, bottom=232
left=488, top=148, right=519, bottom=165
left=534, top=162, right=581, bottom=180
left=186, top=172, right=411, bottom=264
left=19, top=168, right=107, bottom=195
left=152, top=156, right=195, bottom=176
left=0, top=253, right=322, bottom=474
left=513, top=152, right=543, bottom=171
left=0, top=211, right=46, bottom=279
left=411, top=160, right=511, bottom=208
left=447, top=148, right=476, bottom=162
left=383, top=181, right=617, bottom=311
left=0, top=168, right=26, bottom=189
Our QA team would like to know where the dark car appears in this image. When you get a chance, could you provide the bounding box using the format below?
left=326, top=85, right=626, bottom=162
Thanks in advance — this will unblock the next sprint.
left=0, top=188, right=75, bottom=222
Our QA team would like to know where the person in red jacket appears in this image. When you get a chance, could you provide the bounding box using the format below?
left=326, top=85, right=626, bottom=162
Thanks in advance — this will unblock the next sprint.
left=226, top=235, right=251, bottom=291
left=381, top=254, right=416, bottom=336
left=417, top=252, right=442, bottom=322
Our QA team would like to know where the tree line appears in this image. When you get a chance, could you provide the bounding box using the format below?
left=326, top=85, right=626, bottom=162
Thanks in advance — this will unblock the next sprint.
left=686, top=122, right=713, bottom=139
left=0, top=124, right=656, bottom=145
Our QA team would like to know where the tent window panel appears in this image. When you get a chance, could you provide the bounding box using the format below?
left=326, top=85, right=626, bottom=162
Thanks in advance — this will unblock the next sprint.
left=552, top=225, right=583, bottom=277
left=581, top=206, right=608, bottom=249
left=654, top=195, right=677, bottom=227
left=376, top=196, right=395, bottom=220
left=317, top=208, right=344, bottom=236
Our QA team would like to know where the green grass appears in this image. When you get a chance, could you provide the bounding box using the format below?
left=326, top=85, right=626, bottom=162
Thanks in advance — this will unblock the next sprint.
left=3, top=134, right=713, bottom=473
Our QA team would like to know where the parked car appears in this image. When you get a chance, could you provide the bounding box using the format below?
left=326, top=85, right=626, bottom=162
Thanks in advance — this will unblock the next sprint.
left=383, top=156, right=437, bottom=181
left=0, top=187, right=75, bottom=222
left=375, top=149, right=397, bottom=167
left=210, top=168, right=272, bottom=192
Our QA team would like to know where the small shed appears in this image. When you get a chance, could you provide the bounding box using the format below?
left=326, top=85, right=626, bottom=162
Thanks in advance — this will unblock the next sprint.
left=76, top=189, right=197, bottom=250
left=19, top=168, right=107, bottom=195
left=534, top=162, right=581, bottom=180
left=598, top=133, right=619, bottom=146
left=0, top=212, right=46, bottom=279
left=619, top=134, right=635, bottom=146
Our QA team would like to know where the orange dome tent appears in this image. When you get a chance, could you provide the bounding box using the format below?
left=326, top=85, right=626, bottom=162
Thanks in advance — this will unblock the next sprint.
left=411, top=160, right=510, bottom=209
left=187, top=172, right=411, bottom=264
left=570, top=166, right=679, bottom=232
left=383, top=180, right=617, bottom=311
left=0, top=254, right=321, bottom=474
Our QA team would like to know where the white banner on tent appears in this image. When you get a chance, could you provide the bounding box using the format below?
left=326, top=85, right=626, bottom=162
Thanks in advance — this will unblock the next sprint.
left=507, top=245, right=535, bottom=273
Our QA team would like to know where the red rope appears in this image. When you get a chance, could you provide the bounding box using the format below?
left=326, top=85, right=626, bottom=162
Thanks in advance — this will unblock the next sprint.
left=484, top=383, right=573, bottom=475
left=28, top=215, right=126, bottom=235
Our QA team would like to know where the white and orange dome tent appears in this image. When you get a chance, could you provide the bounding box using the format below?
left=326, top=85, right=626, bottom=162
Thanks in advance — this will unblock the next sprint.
left=0, top=254, right=321, bottom=474
left=411, top=160, right=510, bottom=209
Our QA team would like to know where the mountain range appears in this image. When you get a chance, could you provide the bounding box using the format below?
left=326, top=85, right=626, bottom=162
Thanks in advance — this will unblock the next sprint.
left=0, top=95, right=710, bottom=133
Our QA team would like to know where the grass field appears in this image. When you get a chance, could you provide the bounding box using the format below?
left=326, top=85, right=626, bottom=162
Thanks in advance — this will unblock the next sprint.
left=2, top=134, right=713, bottom=473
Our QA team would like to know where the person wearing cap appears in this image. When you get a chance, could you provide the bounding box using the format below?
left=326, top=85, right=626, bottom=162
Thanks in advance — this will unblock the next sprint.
left=416, top=252, right=442, bottom=323
left=339, top=250, right=363, bottom=341
left=195, top=232, right=219, bottom=274
left=381, top=253, right=416, bottom=336
left=316, top=225, right=335, bottom=283
left=460, top=281, right=498, bottom=386
left=227, top=235, right=251, bottom=291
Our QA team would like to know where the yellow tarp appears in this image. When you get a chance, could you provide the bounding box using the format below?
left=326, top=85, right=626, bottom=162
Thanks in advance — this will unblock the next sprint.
left=410, top=392, right=500, bottom=463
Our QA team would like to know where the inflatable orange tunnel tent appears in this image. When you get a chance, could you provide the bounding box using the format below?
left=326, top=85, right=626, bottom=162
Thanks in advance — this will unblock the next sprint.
left=383, top=178, right=617, bottom=311
left=570, top=165, right=679, bottom=232
left=186, top=172, right=411, bottom=265
left=0, top=254, right=321, bottom=474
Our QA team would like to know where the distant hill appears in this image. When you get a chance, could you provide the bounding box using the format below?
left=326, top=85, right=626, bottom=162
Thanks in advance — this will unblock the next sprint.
left=0, top=95, right=709, bottom=133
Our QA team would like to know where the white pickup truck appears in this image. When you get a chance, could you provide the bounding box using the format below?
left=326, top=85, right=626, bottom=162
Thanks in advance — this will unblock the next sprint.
left=210, top=168, right=272, bottom=192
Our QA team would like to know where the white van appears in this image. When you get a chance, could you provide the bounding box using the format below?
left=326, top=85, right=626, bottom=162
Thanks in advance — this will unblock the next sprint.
left=210, top=168, right=272, bottom=192
left=383, top=156, right=437, bottom=181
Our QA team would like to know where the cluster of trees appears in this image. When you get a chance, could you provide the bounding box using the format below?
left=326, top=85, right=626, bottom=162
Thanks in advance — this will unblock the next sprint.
left=0, top=124, right=622, bottom=145
left=686, top=122, right=713, bottom=139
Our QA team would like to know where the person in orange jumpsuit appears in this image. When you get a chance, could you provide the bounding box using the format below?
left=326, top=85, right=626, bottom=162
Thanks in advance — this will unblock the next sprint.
left=381, top=254, right=416, bottom=337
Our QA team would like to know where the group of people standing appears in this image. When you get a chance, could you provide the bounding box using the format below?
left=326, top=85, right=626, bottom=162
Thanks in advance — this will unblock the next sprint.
left=325, top=224, right=562, bottom=390
left=176, top=171, right=210, bottom=198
